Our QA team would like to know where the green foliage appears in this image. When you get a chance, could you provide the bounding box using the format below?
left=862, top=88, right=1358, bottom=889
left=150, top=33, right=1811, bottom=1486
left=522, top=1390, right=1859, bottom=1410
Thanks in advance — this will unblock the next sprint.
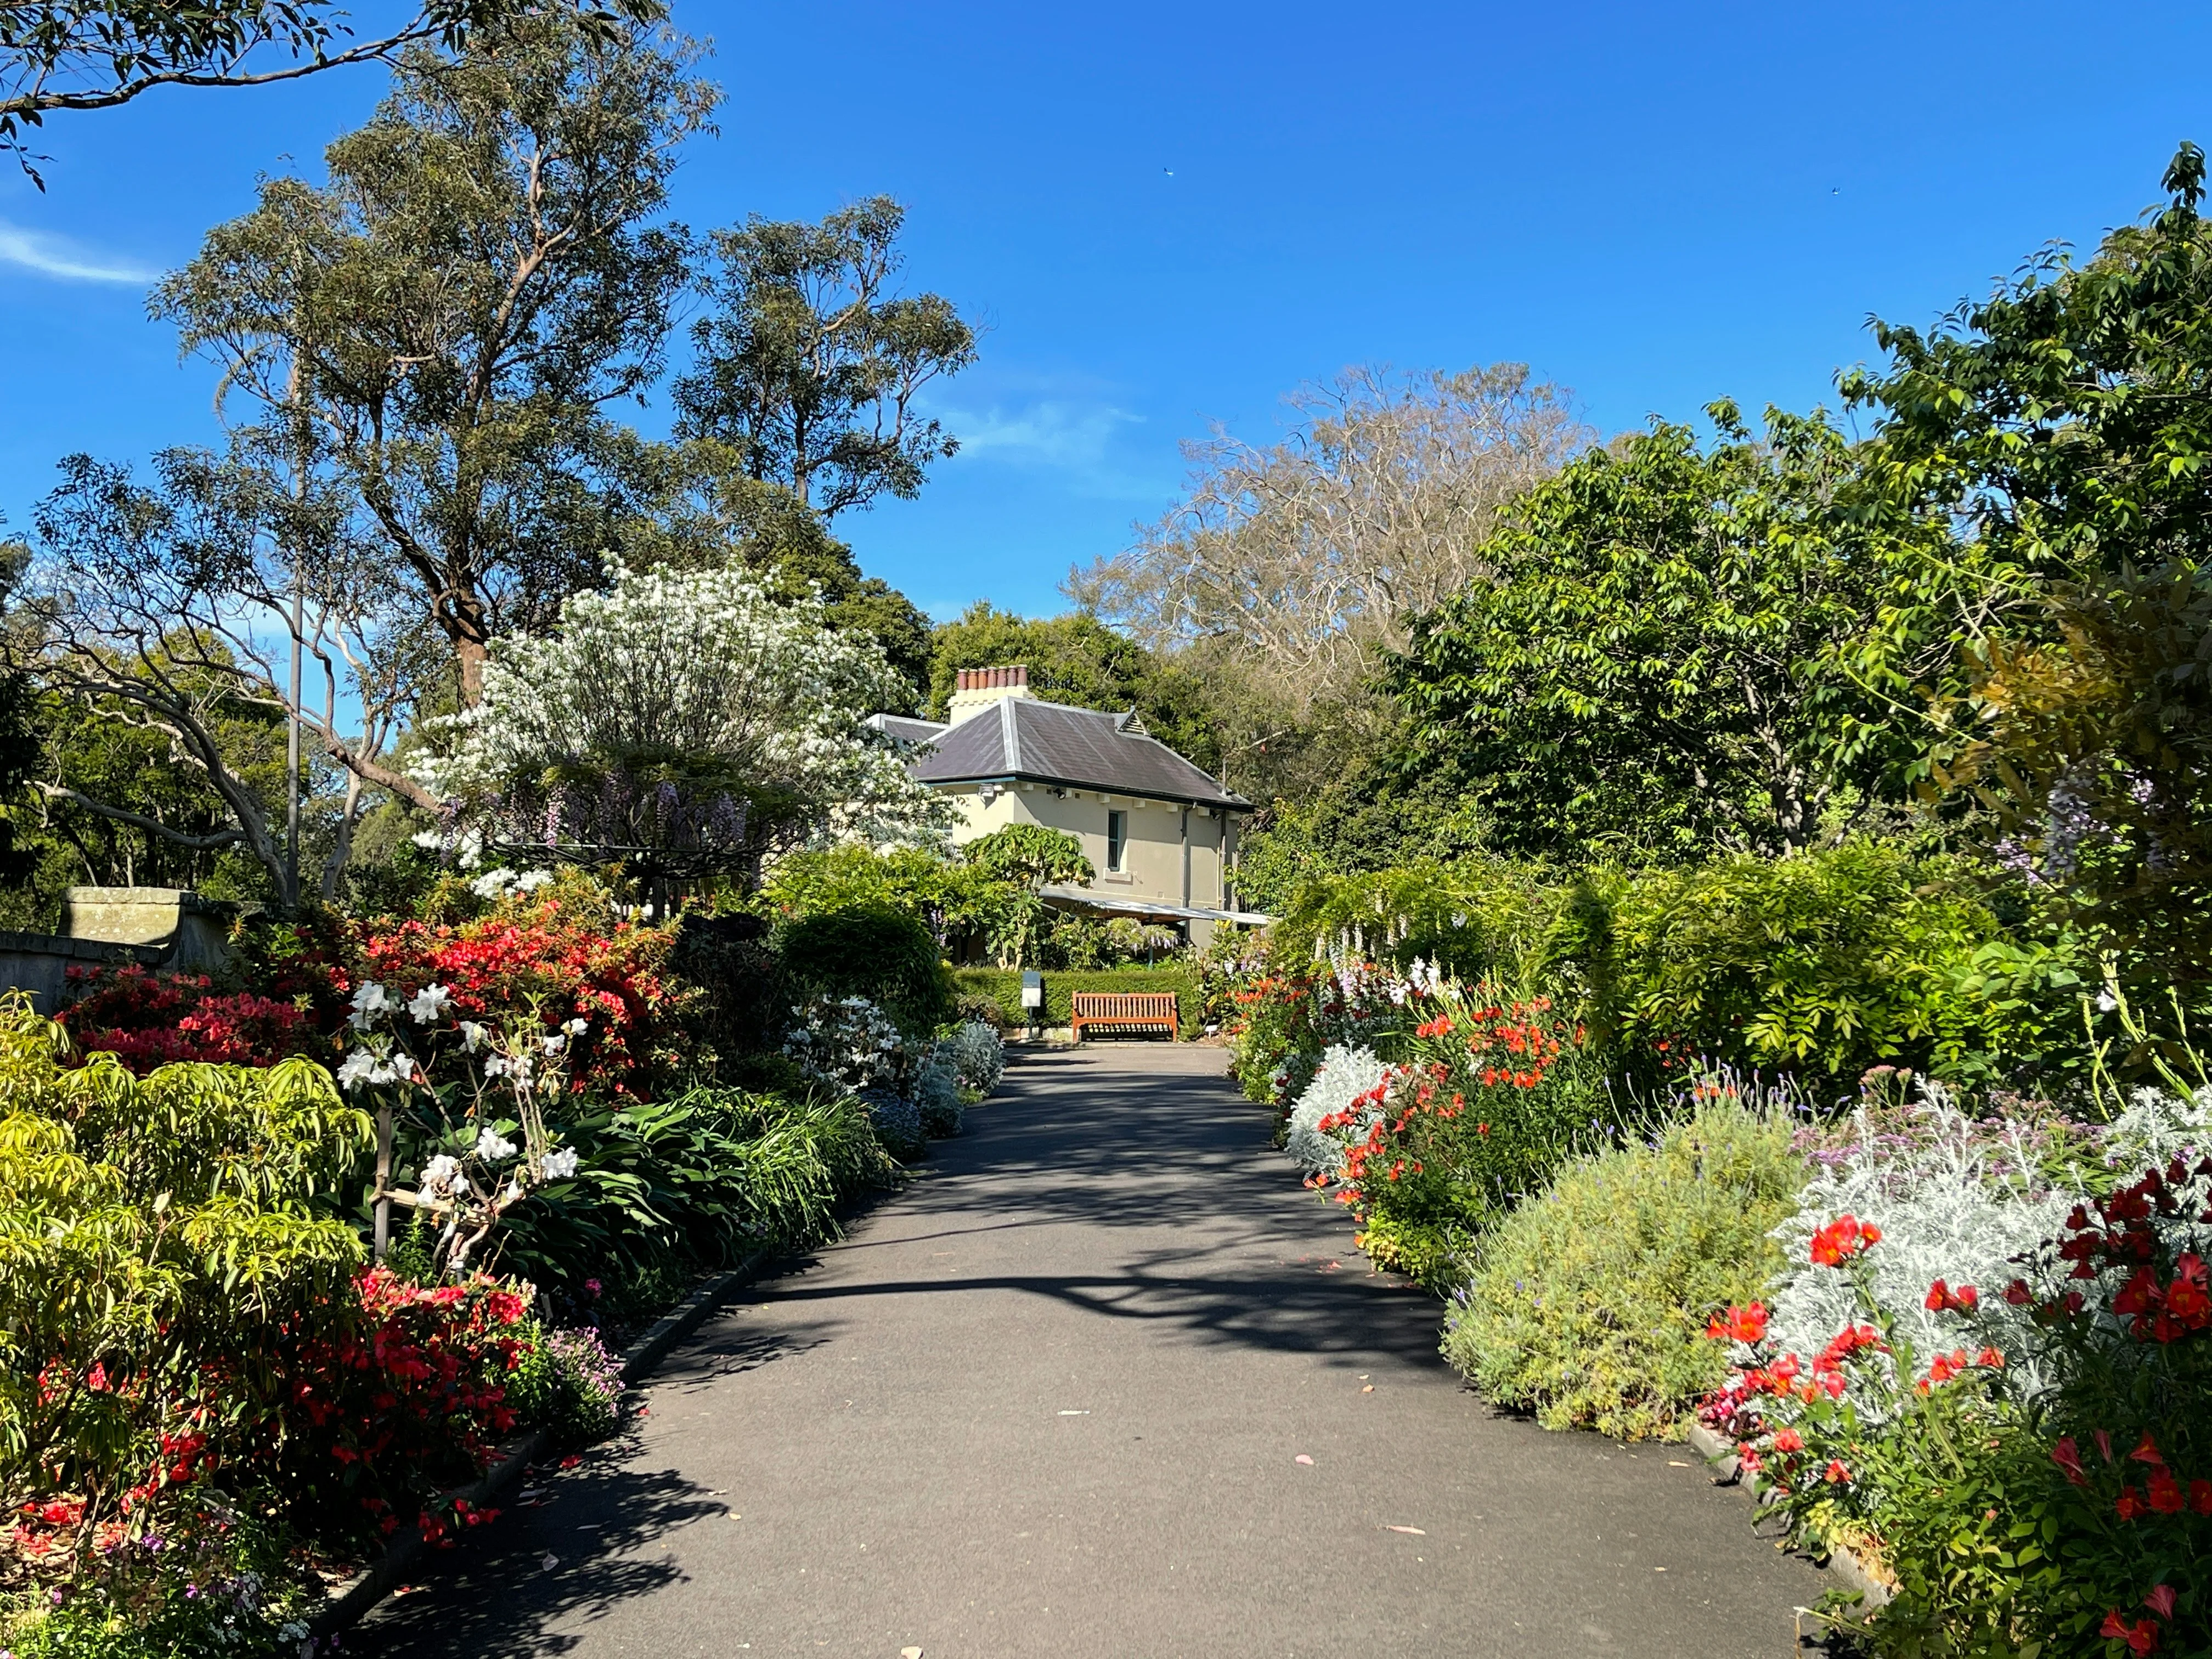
left=1443, top=1098, right=1801, bottom=1441
left=0, top=996, right=369, bottom=1517
left=1386, top=405, right=1964, bottom=860
left=1589, top=845, right=2090, bottom=1093
left=927, top=603, right=1221, bottom=773
left=673, top=197, right=977, bottom=521
left=1850, top=145, right=2212, bottom=989
left=951, top=963, right=1198, bottom=1033
left=774, top=902, right=951, bottom=1035
left=490, top=1085, right=895, bottom=1299
left=1256, top=844, right=2091, bottom=1094
left=962, top=823, right=1092, bottom=887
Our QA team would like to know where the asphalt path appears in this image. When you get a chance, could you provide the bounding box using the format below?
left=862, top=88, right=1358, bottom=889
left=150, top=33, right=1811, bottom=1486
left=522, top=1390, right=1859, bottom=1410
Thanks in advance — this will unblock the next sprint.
left=362, top=1043, right=1829, bottom=1658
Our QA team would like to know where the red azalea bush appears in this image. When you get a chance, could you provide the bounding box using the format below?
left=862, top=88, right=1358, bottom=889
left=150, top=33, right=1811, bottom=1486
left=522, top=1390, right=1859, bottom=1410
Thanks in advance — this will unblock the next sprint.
left=57, top=963, right=320, bottom=1073
left=354, top=877, right=693, bottom=1097
left=265, top=1267, right=532, bottom=1548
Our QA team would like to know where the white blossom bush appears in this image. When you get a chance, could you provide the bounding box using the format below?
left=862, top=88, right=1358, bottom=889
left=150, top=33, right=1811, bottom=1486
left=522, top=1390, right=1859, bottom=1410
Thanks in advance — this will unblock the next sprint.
left=783, top=994, right=910, bottom=1093
left=1284, top=1044, right=1390, bottom=1176
left=417, top=562, right=951, bottom=866
left=936, top=1020, right=1005, bottom=1096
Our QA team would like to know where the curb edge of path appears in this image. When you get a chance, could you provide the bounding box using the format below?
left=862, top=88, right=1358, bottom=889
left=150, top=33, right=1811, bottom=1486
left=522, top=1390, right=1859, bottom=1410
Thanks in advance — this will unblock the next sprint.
left=1684, top=1422, right=1892, bottom=1613
left=310, top=1248, right=776, bottom=1639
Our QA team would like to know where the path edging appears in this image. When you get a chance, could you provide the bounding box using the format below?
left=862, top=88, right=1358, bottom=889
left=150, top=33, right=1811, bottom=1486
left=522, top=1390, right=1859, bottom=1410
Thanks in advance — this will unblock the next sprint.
left=1684, top=1422, right=1893, bottom=1612
left=310, top=1249, right=774, bottom=1637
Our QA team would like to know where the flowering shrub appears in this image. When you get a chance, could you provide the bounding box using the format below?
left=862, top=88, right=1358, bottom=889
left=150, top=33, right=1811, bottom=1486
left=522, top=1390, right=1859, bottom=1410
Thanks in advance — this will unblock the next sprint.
left=784, top=994, right=910, bottom=1094
left=507, top=1325, right=626, bottom=1447
left=859, top=1088, right=925, bottom=1160
left=354, top=872, right=691, bottom=1097
left=1307, top=986, right=1602, bottom=1285
left=416, top=561, right=945, bottom=866
left=1443, top=1088, right=1802, bottom=1440
left=935, top=1020, right=1004, bottom=1095
left=57, top=964, right=318, bottom=1073
left=1764, top=1083, right=2088, bottom=1399
left=1282, top=1044, right=1388, bottom=1176
left=263, top=1267, right=530, bottom=1548
left=1987, top=1091, right=2212, bottom=1656
left=1228, top=954, right=1431, bottom=1110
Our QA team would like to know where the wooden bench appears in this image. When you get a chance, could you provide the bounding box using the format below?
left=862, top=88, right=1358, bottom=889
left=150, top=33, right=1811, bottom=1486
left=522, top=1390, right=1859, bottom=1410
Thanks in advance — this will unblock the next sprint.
left=1070, top=991, right=1180, bottom=1042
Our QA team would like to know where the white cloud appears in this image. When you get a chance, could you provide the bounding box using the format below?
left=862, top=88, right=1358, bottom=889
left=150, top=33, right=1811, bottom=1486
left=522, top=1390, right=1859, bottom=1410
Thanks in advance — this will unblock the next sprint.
left=0, top=220, right=157, bottom=285
left=945, top=400, right=1140, bottom=469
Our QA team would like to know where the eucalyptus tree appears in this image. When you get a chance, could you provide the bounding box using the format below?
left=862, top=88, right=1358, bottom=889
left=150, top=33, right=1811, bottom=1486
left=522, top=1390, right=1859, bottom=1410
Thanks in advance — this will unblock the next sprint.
left=672, top=196, right=978, bottom=519
left=154, top=11, right=718, bottom=708
left=0, top=0, right=657, bottom=184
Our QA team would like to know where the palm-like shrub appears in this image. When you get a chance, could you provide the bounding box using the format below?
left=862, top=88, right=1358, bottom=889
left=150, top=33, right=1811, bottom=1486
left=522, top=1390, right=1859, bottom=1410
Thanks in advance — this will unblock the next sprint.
left=1443, top=1091, right=1803, bottom=1440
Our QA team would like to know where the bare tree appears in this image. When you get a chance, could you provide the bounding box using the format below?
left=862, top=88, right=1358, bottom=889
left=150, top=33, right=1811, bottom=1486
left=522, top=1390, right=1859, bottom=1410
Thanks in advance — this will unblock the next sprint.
left=1069, top=364, right=1592, bottom=719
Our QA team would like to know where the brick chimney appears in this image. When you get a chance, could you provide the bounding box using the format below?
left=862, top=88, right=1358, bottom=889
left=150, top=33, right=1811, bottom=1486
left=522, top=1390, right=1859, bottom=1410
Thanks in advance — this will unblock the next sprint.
left=948, top=663, right=1035, bottom=725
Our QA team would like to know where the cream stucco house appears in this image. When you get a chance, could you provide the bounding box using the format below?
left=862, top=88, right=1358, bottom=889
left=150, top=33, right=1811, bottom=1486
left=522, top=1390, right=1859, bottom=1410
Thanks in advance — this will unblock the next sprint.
left=867, top=665, right=1262, bottom=944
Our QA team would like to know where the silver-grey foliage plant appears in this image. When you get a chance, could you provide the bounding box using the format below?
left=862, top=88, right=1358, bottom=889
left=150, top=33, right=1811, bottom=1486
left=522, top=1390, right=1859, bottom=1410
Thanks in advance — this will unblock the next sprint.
left=1284, top=1044, right=1390, bottom=1176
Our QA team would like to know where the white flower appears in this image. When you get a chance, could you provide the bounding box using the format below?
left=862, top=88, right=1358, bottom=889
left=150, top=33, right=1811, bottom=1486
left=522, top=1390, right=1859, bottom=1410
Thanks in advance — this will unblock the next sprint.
left=469, top=866, right=518, bottom=900
left=2097, top=989, right=2120, bottom=1014
left=540, top=1146, right=580, bottom=1180
left=563, top=1017, right=588, bottom=1037
left=335, top=1049, right=378, bottom=1091
left=515, top=870, right=553, bottom=893
left=408, top=984, right=454, bottom=1024
left=460, top=1020, right=489, bottom=1052
left=420, top=1153, right=464, bottom=1194
left=348, top=981, right=392, bottom=1032
left=386, top=1053, right=417, bottom=1083
left=499, top=1180, right=523, bottom=1205
left=542, top=1033, right=568, bottom=1056
left=475, top=1127, right=518, bottom=1161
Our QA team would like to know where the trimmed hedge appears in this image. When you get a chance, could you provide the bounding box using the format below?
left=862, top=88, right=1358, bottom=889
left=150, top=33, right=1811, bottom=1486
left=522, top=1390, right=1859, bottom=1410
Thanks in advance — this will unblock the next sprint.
left=952, top=964, right=1199, bottom=1036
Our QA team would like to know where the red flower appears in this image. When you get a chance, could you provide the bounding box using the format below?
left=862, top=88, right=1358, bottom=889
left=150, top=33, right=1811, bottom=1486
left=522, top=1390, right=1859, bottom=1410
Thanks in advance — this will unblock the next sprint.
left=2051, top=1437, right=2087, bottom=1485
left=1771, top=1428, right=1804, bottom=1454
left=2101, top=1611, right=2161, bottom=1656
left=2191, top=1479, right=2212, bottom=1516
left=2148, top=1470, right=2186, bottom=1514
left=1705, top=1302, right=1769, bottom=1344
left=1822, top=1460, right=1851, bottom=1485
left=2130, top=1432, right=2165, bottom=1467
left=2117, top=1488, right=2147, bottom=1521
left=1809, top=1215, right=1878, bottom=1267
left=2146, top=1584, right=2177, bottom=1620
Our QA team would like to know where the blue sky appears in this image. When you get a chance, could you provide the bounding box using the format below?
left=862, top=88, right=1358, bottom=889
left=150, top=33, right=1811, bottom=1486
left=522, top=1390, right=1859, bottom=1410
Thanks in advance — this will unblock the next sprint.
left=1, top=1, right=2208, bottom=621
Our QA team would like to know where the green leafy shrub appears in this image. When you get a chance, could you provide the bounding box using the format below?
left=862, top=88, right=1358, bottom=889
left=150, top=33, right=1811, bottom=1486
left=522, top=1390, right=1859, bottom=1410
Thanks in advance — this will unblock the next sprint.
left=1585, top=844, right=2088, bottom=1094
left=0, top=1000, right=369, bottom=1523
left=1442, top=1092, right=1802, bottom=1440
left=776, top=902, right=951, bottom=1034
left=489, top=1086, right=896, bottom=1300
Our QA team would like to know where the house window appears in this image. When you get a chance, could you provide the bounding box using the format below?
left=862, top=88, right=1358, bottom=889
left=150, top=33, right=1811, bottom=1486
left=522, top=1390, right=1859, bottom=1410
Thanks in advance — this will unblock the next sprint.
left=1107, top=809, right=1128, bottom=873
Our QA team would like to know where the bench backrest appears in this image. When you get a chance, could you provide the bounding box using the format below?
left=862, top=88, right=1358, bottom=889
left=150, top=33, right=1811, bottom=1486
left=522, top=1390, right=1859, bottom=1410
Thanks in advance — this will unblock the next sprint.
left=1070, top=992, right=1179, bottom=1019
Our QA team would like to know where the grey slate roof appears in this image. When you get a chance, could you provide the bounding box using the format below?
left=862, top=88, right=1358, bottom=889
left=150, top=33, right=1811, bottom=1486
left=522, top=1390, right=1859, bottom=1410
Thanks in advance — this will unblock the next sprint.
left=900, top=697, right=1250, bottom=810
left=865, top=713, right=950, bottom=747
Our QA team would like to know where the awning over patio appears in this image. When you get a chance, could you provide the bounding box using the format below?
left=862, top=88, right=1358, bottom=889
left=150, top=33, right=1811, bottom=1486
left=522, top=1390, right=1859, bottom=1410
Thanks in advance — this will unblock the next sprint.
left=1036, top=885, right=1274, bottom=927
